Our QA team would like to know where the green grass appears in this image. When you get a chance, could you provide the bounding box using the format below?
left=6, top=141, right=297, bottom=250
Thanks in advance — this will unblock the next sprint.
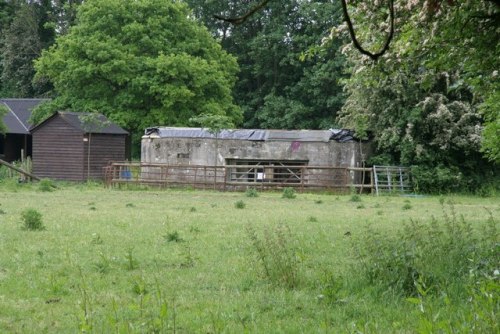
left=0, top=182, right=498, bottom=333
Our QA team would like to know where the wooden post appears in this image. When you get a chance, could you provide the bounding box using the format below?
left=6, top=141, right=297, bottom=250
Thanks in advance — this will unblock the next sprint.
left=370, top=168, right=374, bottom=194
left=0, top=159, right=40, bottom=181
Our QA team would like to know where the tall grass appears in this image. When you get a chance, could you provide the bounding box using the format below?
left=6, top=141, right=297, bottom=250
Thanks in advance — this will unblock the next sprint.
left=0, top=184, right=497, bottom=333
left=351, top=205, right=497, bottom=296
left=246, top=223, right=301, bottom=289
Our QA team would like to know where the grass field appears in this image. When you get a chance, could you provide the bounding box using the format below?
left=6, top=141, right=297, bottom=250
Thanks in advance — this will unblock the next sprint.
left=0, top=181, right=498, bottom=333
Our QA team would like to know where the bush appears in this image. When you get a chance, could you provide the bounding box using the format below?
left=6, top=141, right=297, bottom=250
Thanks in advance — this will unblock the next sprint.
left=38, top=178, right=54, bottom=192
left=351, top=205, right=497, bottom=297
left=402, top=203, right=412, bottom=210
left=412, top=165, right=463, bottom=194
left=165, top=231, right=183, bottom=243
left=245, top=188, right=259, bottom=198
left=246, top=224, right=300, bottom=289
left=21, top=208, right=45, bottom=231
left=234, top=200, right=246, bottom=209
left=349, top=194, right=361, bottom=202
left=282, top=187, right=296, bottom=199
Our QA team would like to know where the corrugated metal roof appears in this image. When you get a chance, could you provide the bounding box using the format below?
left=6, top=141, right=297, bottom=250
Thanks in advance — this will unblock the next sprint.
left=0, top=98, right=49, bottom=134
left=144, top=127, right=357, bottom=142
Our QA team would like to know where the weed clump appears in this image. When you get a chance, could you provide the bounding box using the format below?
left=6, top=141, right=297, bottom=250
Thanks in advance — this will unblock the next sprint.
left=38, top=178, right=54, bottom=192
left=351, top=205, right=498, bottom=298
left=246, top=223, right=300, bottom=289
left=235, top=200, right=246, bottom=209
left=318, top=271, right=344, bottom=304
left=245, top=188, right=259, bottom=198
left=402, top=203, right=412, bottom=210
left=307, top=216, right=318, bottom=222
left=349, top=194, right=361, bottom=202
left=125, top=247, right=138, bottom=270
left=21, top=208, right=45, bottom=230
left=165, top=231, right=183, bottom=243
left=282, top=187, right=296, bottom=199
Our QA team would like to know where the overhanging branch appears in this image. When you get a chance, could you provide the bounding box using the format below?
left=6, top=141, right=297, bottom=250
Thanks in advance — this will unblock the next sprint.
left=341, top=0, right=395, bottom=61
left=214, top=0, right=395, bottom=61
left=213, top=0, right=272, bottom=25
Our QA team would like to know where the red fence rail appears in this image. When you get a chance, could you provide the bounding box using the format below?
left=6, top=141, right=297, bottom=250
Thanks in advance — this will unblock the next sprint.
left=104, top=162, right=374, bottom=192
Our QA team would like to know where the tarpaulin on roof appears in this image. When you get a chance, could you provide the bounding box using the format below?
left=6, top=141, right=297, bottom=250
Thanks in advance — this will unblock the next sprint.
left=144, top=127, right=360, bottom=142
left=265, top=130, right=333, bottom=142
left=329, top=129, right=356, bottom=142
left=145, top=127, right=267, bottom=141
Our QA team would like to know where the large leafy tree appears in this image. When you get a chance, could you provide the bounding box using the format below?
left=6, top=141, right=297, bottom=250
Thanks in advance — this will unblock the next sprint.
left=33, top=0, right=241, bottom=151
left=337, top=0, right=499, bottom=192
left=186, top=0, right=346, bottom=130
left=204, top=1, right=498, bottom=165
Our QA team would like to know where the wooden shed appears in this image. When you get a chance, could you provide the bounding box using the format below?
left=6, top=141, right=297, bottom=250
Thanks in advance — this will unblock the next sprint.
left=31, top=112, right=128, bottom=181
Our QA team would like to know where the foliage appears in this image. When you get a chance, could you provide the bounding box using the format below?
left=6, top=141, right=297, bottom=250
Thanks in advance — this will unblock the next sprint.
left=0, top=184, right=498, bottom=332
left=38, top=178, right=54, bottom=192
left=480, top=89, right=500, bottom=163
left=0, top=1, right=76, bottom=97
left=245, top=187, right=259, bottom=198
left=20, top=208, right=44, bottom=230
left=164, top=231, right=183, bottom=243
left=246, top=223, right=300, bottom=289
left=349, top=194, right=361, bottom=202
left=336, top=0, right=499, bottom=192
left=0, top=104, right=7, bottom=133
left=234, top=200, right=246, bottom=209
left=352, top=205, right=498, bottom=297
left=186, top=0, right=346, bottom=129
left=189, top=113, right=234, bottom=135
left=281, top=187, right=296, bottom=199
left=318, top=271, right=344, bottom=304
left=33, top=0, right=241, bottom=153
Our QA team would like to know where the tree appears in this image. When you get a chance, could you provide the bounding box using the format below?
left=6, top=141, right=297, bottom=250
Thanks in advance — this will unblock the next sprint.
left=0, top=104, right=8, bottom=134
left=0, top=1, right=56, bottom=97
left=190, top=113, right=235, bottom=188
left=0, top=1, right=83, bottom=97
left=79, top=113, right=111, bottom=180
left=337, top=0, right=499, bottom=193
left=210, top=0, right=499, bottom=164
left=186, top=0, right=346, bottom=130
left=33, top=0, right=241, bottom=155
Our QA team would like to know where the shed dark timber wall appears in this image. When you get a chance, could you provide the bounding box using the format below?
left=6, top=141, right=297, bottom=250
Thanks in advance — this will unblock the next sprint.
left=33, top=117, right=84, bottom=180
left=83, top=134, right=126, bottom=179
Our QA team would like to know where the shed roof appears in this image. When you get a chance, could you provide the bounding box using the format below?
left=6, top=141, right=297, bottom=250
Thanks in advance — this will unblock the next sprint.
left=31, top=112, right=128, bottom=135
left=144, top=127, right=357, bottom=142
left=0, top=98, right=49, bottom=134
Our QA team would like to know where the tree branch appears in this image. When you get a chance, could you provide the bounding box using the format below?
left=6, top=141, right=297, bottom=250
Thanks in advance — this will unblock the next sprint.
left=214, top=0, right=396, bottom=61
left=213, top=0, right=272, bottom=25
left=340, top=0, right=394, bottom=61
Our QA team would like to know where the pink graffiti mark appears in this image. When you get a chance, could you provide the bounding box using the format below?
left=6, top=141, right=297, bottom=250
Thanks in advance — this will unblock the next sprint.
left=291, top=141, right=301, bottom=152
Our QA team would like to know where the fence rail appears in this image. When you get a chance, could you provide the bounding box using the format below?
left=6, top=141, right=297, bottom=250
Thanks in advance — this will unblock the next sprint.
left=103, top=162, right=405, bottom=193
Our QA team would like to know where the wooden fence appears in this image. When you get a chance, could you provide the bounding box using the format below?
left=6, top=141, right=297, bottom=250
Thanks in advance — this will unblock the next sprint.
left=103, top=162, right=380, bottom=192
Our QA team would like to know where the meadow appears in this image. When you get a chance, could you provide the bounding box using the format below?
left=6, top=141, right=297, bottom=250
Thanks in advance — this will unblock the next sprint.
left=0, top=180, right=498, bottom=333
